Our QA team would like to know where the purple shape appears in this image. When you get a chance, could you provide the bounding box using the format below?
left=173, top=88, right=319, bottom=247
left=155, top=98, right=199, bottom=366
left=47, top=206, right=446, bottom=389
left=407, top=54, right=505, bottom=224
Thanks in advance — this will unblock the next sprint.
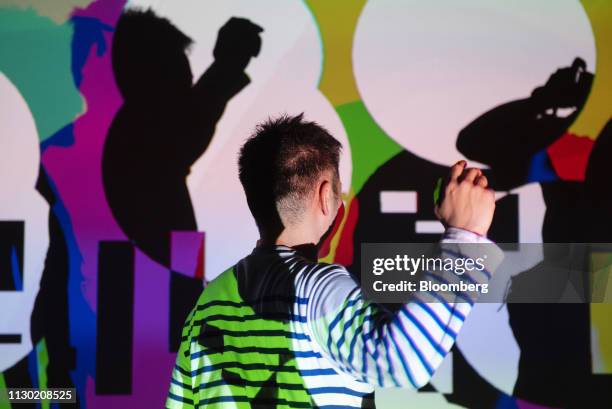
left=171, top=230, right=205, bottom=278
left=86, top=249, right=175, bottom=408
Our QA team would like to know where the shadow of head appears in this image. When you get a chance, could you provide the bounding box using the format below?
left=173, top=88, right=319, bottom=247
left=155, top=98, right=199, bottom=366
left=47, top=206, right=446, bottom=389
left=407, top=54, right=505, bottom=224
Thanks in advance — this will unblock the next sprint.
left=112, top=8, right=193, bottom=101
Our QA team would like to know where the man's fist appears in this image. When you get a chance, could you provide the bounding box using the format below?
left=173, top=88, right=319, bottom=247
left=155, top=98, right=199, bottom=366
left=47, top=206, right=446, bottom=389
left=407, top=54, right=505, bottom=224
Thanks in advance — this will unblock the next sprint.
left=435, top=161, right=495, bottom=236
left=214, top=17, right=263, bottom=71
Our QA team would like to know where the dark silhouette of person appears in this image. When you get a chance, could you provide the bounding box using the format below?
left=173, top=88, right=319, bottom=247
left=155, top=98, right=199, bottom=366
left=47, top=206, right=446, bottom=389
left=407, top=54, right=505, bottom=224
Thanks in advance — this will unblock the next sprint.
left=347, top=110, right=521, bottom=277
left=343, top=59, right=521, bottom=409
left=458, top=57, right=612, bottom=408
left=457, top=57, right=593, bottom=190
left=103, top=9, right=262, bottom=267
left=31, top=168, right=79, bottom=408
left=5, top=14, right=117, bottom=408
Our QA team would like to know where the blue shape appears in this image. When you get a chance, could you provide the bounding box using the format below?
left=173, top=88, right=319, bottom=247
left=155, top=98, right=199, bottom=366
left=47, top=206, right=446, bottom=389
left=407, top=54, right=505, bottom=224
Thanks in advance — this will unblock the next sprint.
left=527, top=150, right=559, bottom=183
left=27, top=347, right=39, bottom=390
left=41, top=123, right=75, bottom=151
left=33, top=14, right=115, bottom=409
left=70, top=16, right=114, bottom=87
left=494, top=392, right=519, bottom=409
left=47, top=174, right=96, bottom=409
left=10, top=245, right=22, bottom=291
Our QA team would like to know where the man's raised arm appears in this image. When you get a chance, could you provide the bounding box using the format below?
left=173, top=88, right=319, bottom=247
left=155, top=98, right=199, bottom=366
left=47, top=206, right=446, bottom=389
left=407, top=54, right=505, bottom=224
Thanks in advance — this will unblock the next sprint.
left=302, top=161, right=503, bottom=388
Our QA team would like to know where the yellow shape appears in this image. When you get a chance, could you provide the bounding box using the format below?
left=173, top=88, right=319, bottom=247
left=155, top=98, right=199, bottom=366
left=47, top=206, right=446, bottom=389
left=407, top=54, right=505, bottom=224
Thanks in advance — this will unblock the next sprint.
left=320, top=189, right=355, bottom=264
left=591, top=304, right=612, bottom=374
left=590, top=252, right=612, bottom=374
left=590, top=252, right=612, bottom=302
left=305, top=0, right=367, bottom=106
left=571, top=1, right=612, bottom=139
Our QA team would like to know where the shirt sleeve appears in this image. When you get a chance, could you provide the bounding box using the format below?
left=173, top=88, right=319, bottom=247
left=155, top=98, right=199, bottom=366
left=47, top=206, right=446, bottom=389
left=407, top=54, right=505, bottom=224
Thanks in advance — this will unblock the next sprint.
left=302, top=228, right=504, bottom=388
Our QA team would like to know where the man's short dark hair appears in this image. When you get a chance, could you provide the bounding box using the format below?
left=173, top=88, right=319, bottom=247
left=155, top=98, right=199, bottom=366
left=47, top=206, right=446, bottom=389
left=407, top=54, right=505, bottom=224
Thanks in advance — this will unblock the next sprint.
left=238, top=114, right=342, bottom=234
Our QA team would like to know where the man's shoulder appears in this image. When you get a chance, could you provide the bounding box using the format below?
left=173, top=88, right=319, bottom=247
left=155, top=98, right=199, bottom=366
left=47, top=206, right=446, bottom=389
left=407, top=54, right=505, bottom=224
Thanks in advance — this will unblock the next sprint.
left=206, top=265, right=236, bottom=285
left=194, top=265, right=238, bottom=306
left=295, top=259, right=353, bottom=284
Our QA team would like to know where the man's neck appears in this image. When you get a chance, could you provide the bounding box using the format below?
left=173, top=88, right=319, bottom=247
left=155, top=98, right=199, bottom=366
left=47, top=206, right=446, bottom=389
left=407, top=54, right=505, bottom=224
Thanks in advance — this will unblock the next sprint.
left=267, top=221, right=318, bottom=249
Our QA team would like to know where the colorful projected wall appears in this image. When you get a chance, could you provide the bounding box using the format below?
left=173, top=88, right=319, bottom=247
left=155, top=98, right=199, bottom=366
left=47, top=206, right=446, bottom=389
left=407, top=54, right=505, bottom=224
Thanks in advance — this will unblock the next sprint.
left=0, top=0, right=611, bottom=407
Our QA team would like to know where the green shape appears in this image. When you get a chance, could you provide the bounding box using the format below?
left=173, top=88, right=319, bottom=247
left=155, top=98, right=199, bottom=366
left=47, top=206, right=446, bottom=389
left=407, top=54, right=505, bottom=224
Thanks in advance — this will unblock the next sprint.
left=433, top=177, right=443, bottom=206
left=171, top=268, right=313, bottom=408
left=0, top=372, right=10, bottom=409
left=0, top=7, right=83, bottom=141
left=336, top=101, right=402, bottom=193
left=35, top=338, right=50, bottom=409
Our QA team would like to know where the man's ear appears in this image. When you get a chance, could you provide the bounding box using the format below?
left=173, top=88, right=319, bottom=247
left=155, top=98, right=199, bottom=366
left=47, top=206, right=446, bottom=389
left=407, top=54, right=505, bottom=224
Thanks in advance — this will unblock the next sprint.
left=318, top=179, right=333, bottom=216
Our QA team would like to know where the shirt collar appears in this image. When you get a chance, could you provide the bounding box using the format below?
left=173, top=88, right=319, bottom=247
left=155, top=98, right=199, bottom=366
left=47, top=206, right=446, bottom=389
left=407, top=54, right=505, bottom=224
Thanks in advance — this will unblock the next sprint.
left=251, top=243, right=319, bottom=262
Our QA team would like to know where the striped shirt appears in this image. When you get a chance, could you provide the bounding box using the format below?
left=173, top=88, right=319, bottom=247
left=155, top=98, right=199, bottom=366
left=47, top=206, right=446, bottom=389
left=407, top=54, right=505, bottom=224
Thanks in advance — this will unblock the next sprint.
left=167, top=228, right=502, bottom=408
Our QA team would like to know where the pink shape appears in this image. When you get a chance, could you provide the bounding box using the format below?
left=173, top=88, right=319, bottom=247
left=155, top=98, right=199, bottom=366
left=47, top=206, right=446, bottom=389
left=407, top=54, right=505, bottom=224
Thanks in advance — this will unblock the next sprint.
left=42, top=0, right=126, bottom=311
left=516, top=398, right=560, bottom=409
left=41, top=2, right=205, bottom=406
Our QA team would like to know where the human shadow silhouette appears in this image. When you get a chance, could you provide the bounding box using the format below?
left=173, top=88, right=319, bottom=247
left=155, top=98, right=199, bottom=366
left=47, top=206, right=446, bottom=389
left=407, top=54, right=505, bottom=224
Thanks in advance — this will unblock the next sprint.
left=30, top=169, right=79, bottom=408
left=457, top=57, right=593, bottom=190
left=347, top=124, right=520, bottom=281
left=458, top=57, right=612, bottom=408
left=102, top=9, right=262, bottom=267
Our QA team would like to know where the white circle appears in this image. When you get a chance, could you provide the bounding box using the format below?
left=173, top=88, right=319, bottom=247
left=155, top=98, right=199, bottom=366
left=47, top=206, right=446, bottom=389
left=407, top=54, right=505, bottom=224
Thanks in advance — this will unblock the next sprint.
left=353, top=0, right=596, bottom=166
left=0, top=73, right=50, bottom=371
left=128, top=0, right=352, bottom=278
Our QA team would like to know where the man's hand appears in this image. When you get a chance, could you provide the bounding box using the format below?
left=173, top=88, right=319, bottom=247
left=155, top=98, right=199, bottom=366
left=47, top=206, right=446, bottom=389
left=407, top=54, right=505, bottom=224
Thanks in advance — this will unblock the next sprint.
left=434, top=161, right=495, bottom=236
left=213, top=17, right=263, bottom=72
